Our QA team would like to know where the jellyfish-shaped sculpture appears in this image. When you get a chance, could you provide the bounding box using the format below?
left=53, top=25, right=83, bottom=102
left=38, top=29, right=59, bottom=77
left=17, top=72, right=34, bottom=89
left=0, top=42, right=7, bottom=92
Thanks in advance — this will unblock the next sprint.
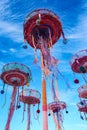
left=48, top=101, right=67, bottom=130
left=0, top=62, right=32, bottom=130
left=24, top=9, right=66, bottom=49
left=70, top=49, right=87, bottom=84
left=23, top=9, right=66, bottom=130
left=77, top=84, right=87, bottom=120
left=19, top=89, right=41, bottom=130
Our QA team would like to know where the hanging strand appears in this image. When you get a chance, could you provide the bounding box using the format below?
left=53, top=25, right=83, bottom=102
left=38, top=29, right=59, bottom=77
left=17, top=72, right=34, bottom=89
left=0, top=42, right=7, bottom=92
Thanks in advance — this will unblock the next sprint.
left=61, top=30, right=67, bottom=44
left=48, top=28, right=52, bottom=48
left=33, top=105, right=38, bottom=120
left=51, top=111, right=61, bottom=130
left=22, top=103, right=26, bottom=122
left=1, top=82, right=5, bottom=94
left=3, top=82, right=5, bottom=91
left=82, top=74, right=87, bottom=83
left=16, top=87, right=20, bottom=109
left=32, top=35, right=38, bottom=63
left=22, top=86, right=24, bottom=97
left=2, top=85, right=8, bottom=108
left=56, top=68, right=71, bottom=89
left=33, top=49, right=38, bottom=63
left=32, top=35, right=37, bottom=49
left=54, top=77, right=60, bottom=100
left=51, top=76, right=57, bottom=101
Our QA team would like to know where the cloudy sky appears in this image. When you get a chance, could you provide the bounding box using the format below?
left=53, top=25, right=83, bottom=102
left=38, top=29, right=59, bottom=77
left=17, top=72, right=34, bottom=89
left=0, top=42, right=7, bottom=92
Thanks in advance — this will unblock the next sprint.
left=0, top=0, right=87, bottom=130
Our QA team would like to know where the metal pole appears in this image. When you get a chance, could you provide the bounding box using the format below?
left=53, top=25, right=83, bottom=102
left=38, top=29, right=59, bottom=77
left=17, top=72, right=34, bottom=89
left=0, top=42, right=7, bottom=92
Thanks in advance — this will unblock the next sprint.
left=27, top=105, right=30, bottom=130
left=41, top=55, right=48, bottom=130
left=5, top=86, right=17, bottom=130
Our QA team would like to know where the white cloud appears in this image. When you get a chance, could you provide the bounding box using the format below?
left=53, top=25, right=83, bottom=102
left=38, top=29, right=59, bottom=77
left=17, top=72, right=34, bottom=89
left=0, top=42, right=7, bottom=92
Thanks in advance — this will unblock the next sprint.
left=9, top=48, right=17, bottom=52
left=0, top=0, right=23, bottom=42
left=0, top=0, right=11, bottom=18
left=0, top=20, right=23, bottom=42
left=1, top=50, right=7, bottom=53
left=67, top=7, right=87, bottom=42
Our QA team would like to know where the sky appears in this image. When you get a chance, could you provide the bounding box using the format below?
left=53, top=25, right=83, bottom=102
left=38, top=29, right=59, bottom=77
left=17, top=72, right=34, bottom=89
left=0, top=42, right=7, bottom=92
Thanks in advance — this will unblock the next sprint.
left=0, top=0, right=87, bottom=130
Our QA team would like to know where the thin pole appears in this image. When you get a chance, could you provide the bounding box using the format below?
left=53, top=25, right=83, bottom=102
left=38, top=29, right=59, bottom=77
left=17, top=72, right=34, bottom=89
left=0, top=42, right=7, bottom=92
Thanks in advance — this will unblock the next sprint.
left=5, top=86, right=17, bottom=130
left=27, top=105, right=30, bottom=130
left=41, top=55, right=48, bottom=130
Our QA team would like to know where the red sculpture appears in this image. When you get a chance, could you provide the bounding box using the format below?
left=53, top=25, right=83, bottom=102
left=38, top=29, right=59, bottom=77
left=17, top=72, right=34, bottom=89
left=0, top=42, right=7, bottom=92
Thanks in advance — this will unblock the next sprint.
left=0, top=62, right=32, bottom=130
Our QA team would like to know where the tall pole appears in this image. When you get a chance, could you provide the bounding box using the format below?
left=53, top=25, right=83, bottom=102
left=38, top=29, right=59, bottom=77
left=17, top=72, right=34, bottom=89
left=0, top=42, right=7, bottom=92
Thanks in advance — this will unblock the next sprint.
left=41, top=55, right=48, bottom=130
left=5, top=86, right=17, bottom=130
left=27, top=105, right=30, bottom=130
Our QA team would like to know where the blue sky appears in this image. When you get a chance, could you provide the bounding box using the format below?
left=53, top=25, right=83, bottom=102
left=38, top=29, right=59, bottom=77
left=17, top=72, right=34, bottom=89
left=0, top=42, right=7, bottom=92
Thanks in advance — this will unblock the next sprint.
left=0, top=0, right=87, bottom=130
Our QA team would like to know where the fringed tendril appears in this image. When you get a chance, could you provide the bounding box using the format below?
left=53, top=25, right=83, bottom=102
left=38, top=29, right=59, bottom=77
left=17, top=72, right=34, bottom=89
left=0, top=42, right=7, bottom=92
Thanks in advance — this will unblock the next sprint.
left=2, top=85, right=8, bottom=108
